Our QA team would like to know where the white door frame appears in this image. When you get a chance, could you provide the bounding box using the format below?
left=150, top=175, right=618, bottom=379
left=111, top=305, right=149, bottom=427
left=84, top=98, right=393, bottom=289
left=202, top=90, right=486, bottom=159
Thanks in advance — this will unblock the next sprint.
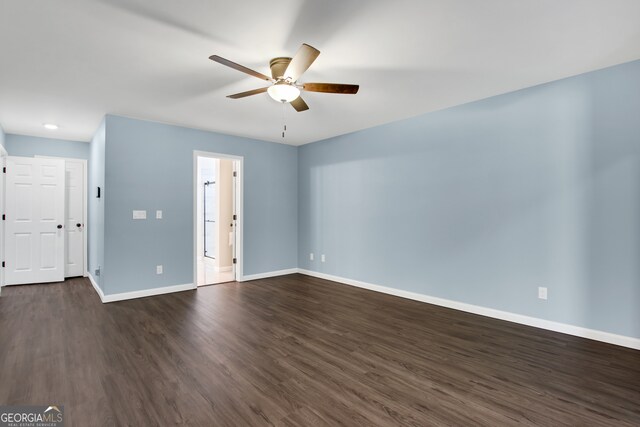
left=193, top=151, right=244, bottom=284
left=36, top=156, right=88, bottom=277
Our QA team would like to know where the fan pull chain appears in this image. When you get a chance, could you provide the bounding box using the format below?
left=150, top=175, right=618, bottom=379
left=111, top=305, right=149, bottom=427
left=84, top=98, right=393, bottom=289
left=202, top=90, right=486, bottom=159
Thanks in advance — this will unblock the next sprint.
left=282, top=102, right=287, bottom=138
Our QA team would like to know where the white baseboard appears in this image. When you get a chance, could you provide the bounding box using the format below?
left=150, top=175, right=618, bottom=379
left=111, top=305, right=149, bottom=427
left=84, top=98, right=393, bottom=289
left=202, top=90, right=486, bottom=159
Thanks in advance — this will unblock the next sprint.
left=297, top=269, right=640, bottom=351
left=86, top=272, right=195, bottom=303
left=102, top=283, right=196, bottom=303
left=87, top=272, right=105, bottom=303
left=240, top=268, right=298, bottom=282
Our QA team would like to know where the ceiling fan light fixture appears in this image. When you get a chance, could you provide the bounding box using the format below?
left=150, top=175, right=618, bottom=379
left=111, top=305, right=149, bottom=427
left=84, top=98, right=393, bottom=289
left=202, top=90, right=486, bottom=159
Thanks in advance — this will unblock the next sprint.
left=267, top=82, right=300, bottom=103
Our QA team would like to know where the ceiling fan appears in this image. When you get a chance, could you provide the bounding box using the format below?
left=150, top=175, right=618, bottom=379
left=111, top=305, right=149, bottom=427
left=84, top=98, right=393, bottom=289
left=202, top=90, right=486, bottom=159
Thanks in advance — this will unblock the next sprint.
left=209, top=43, right=359, bottom=112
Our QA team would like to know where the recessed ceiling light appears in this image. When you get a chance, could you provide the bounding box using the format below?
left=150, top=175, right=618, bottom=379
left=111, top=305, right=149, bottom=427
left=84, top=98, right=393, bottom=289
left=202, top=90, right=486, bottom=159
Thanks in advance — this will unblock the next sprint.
left=43, top=123, right=58, bottom=130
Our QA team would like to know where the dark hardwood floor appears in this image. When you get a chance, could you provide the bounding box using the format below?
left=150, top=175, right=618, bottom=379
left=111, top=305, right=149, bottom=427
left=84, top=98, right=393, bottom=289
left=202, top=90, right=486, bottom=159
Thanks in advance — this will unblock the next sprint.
left=1, top=274, right=639, bottom=426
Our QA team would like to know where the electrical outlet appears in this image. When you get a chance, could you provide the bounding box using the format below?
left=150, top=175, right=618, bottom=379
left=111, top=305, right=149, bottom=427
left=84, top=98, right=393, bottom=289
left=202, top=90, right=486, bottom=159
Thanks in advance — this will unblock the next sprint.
left=321, top=254, right=326, bottom=263
left=156, top=265, right=163, bottom=275
left=309, top=253, right=314, bottom=261
left=156, top=210, right=162, bottom=219
left=132, top=210, right=146, bottom=220
left=538, top=287, right=548, bottom=300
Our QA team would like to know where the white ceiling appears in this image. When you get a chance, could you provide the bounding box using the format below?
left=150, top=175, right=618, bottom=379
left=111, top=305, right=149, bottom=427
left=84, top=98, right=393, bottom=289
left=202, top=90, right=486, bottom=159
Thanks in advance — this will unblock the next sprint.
left=1, top=0, right=639, bottom=145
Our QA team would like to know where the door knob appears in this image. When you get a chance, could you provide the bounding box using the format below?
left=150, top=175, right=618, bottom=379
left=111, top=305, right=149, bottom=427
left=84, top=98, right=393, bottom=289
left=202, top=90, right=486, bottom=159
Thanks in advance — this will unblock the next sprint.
left=57, top=224, right=63, bottom=229
left=76, top=223, right=82, bottom=228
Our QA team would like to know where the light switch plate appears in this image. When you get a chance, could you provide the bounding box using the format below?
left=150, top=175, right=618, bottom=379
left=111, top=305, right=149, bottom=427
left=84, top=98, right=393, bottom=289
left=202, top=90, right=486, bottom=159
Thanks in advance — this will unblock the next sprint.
left=133, top=210, right=147, bottom=220
left=156, top=210, right=162, bottom=219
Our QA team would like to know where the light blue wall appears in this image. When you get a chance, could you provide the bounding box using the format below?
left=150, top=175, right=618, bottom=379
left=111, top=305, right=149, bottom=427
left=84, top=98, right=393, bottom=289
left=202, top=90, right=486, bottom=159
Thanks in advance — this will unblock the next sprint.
left=4, top=134, right=90, bottom=159
left=298, top=59, right=640, bottom=339
left=102, top=115, right=298, bottom=295
left=88, top=120, right=106, bottom=290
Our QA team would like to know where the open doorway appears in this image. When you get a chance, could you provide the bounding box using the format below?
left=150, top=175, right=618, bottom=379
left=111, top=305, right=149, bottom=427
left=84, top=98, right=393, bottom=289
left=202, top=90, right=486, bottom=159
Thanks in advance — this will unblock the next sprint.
left=194, top=151, right=242, bottom=286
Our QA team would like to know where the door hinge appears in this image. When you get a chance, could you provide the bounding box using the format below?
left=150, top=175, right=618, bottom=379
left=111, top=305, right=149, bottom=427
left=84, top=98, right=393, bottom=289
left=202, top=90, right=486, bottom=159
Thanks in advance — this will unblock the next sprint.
left=232, top=258, right=237, bottom=264
left=233, top=214, right=237, bottom=220
left=2, top=214, right=4, bottom=220
left=2, top=167, right=5, bottom=173
left=2, top=261, right=4, bottom=268
left=233, top=171, right=237, bottom=177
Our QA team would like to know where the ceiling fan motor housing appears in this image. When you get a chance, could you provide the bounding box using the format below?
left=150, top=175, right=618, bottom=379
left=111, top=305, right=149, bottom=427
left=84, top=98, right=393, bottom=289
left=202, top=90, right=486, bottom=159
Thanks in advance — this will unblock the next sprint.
left=270, top=57, right=293, bottom=80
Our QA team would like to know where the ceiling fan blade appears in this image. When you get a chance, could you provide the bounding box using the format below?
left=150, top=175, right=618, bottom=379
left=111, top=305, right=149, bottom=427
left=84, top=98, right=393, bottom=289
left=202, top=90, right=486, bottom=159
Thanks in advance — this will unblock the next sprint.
left=303, top=83, right=359, bottom=94
left=283, top=44, right=320, bottom=82
left=290, top=96, right=309, bottom=112
left=210, top=55, right=272, bottom=81
left=227, top=87, right=269, bottom=99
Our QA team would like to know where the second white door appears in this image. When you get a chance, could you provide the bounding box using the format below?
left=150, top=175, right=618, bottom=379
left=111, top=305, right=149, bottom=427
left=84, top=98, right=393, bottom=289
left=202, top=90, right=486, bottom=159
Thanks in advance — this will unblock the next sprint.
left=64, top=160, right=85, bottom=277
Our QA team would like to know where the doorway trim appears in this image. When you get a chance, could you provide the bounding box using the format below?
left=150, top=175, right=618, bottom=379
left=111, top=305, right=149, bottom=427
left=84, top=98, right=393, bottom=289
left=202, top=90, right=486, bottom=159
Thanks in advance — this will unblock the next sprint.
left=193, top=151, right=244, bottom=285
left=35, top=156, right=88, bottom=278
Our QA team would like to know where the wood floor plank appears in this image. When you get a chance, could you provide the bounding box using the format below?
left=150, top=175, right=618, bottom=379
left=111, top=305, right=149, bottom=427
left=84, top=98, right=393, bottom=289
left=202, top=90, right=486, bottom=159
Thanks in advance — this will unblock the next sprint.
left=0, top=274, right=639, bottom=426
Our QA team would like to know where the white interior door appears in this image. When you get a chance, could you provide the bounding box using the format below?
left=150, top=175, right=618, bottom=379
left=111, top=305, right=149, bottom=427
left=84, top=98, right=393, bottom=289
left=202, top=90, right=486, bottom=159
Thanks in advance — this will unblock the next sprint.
left=4, top=157, right=66, bottom=285
left=0, top=149, right=7, bottom=291
left=64, top=160, right=85, bottom=277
